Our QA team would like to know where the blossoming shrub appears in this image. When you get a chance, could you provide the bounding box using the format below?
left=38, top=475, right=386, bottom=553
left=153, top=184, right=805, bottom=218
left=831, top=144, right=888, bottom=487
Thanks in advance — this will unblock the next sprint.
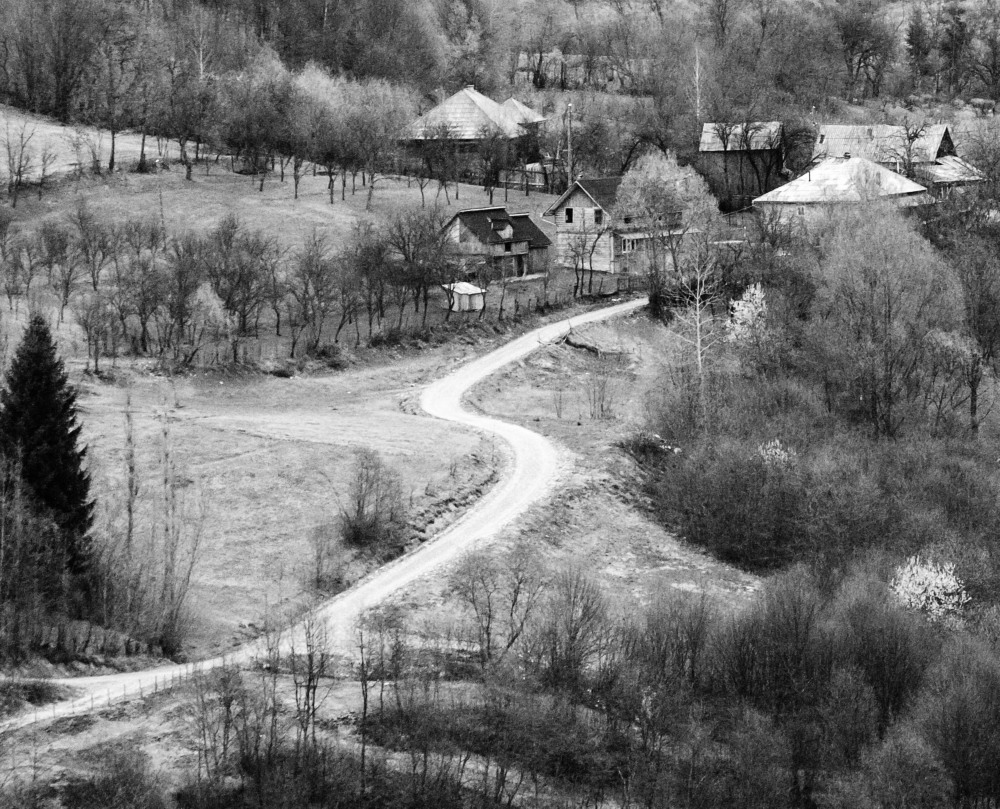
left=890, top=556, right=971, bottom=623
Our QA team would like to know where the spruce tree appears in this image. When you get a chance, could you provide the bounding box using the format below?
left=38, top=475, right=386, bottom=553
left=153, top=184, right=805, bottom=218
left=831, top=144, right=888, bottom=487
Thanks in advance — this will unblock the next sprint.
left=0, top=314, right=93, bottom=577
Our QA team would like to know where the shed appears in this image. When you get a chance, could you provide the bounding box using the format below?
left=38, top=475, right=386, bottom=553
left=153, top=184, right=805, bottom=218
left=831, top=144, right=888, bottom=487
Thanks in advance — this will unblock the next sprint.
left=442, top=282, right=485, bottom=312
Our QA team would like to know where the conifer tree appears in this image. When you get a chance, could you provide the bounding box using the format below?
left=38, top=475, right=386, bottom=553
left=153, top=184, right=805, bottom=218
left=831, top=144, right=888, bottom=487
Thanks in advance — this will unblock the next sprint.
left=0, top=314, right=93, bottom=577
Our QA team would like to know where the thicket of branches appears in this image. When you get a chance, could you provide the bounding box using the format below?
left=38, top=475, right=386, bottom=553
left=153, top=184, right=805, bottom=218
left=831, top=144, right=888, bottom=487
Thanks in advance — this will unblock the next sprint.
left=0, top=202, right=519, bottom=371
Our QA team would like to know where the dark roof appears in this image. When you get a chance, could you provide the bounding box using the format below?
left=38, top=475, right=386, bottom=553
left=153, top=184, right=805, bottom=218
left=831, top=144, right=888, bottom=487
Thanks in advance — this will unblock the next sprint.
left=510, top=213, right=551, bottom=247
left=576, top=177, right=623, bottom=211
left=448, top=207, right=551, bottom=248
left=543, top=176, right=624, bottom=217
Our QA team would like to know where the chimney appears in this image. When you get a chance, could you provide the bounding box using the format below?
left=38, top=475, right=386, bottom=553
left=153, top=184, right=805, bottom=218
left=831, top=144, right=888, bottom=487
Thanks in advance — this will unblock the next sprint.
left=465, top=85, right=475, bottom=91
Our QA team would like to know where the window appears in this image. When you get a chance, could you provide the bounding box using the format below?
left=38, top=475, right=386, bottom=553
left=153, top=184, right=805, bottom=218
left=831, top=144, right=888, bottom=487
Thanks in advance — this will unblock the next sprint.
left=504, top=243, right=512, bottom=253
left=594, top=209, right=603, bottom=226
left=565, top=207, right=574, bottom=224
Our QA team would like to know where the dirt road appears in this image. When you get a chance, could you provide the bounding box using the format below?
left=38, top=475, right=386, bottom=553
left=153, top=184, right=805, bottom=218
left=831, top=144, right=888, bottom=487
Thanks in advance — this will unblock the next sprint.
left=0, top=298, right=648, bottom=733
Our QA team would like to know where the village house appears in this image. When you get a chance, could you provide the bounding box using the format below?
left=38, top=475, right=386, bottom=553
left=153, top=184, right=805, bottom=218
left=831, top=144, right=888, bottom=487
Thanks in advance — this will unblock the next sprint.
left=442, top=206, right=552, bottom=279
left=697, top=121, right=785, bottom=211
left=402, top=86, right=546, bottom=183
left=811, top=123, right=983, bottom=195
left=542, top=176, right=682, bottom=277
left=753, top=155, right=934, bottom=227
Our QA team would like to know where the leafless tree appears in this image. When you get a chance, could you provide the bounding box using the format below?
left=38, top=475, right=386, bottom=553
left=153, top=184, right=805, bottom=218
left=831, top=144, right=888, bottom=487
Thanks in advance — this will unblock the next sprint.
left=3, top=122, right=34, bottom=209
left=449, top=543, right=547, bottom=670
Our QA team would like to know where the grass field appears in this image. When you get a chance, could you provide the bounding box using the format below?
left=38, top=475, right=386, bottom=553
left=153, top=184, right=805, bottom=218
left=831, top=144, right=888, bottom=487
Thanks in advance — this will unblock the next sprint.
left=1, top=103, right=558, bottom=249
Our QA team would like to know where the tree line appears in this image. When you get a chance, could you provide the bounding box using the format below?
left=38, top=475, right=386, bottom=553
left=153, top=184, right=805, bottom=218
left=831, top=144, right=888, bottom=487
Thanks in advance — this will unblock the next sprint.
left=0, top=202, right=541, bottom=373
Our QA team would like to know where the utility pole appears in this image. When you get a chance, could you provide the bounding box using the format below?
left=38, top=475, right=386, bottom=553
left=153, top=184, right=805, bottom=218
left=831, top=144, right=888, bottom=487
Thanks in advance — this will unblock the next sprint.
left=566, top=102, right=573, bottom=189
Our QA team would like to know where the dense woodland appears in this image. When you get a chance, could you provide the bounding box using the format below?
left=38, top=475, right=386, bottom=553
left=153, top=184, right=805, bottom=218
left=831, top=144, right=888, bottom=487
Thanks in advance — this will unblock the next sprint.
left=7, top=1, right=1000, bottom=808
left=8, top=0, right=1000, bottom=185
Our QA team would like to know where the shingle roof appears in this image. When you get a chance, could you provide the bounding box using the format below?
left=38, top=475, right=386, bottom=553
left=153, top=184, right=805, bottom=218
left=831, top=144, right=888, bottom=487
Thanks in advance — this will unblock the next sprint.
left=753, top=157, right=932, bottom=205
left=502, top=98, right=546, bottom=125
left=699, top=121, right=782, bottom=152
left=407, top=86, right=526, bottom=140
left=811, top=124, right=952, bottom=165
left=577, top=177, right=624, bottom=211
left=510, top=213, right=552, bottom=247
left=448, top=207, right=551, bottom=248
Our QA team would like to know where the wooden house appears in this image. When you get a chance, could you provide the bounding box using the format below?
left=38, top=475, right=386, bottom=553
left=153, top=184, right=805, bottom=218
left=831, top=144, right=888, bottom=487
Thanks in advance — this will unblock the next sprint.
left=442, top=207, right=552, bottom=279
left=542, top=176, right=681, bottom=276
left=697, top=122, right=785, bottom=211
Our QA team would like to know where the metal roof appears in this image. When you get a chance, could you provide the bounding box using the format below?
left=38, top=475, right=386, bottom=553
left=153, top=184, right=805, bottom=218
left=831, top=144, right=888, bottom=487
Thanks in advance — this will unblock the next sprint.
left=407, top=86, right=527, bottom=141
left=754, top=157, right=932, bottom=206
left=915, top=154, right=985, bottom=186
left=699, top=121, right=782, bottom=152
left=443, top=282, right=485, bottom=296
left=811, top=123, right=952, bottom=164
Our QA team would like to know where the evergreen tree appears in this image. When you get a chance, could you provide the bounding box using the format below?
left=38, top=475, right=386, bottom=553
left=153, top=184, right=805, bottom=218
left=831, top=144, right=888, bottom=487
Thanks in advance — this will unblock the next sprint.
left=0, top=314, right=93, bottom=578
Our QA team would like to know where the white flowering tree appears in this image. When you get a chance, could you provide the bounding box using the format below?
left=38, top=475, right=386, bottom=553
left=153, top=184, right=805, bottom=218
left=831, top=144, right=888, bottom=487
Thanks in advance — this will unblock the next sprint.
left=890, top=556, right=971, bottom=624
left=726, top=282, right=767, bottom=344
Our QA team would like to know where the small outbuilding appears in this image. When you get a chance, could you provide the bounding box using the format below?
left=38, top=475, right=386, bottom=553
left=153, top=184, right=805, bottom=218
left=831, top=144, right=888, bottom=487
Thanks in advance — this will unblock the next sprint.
left=442, top=282, right=486, bottom=312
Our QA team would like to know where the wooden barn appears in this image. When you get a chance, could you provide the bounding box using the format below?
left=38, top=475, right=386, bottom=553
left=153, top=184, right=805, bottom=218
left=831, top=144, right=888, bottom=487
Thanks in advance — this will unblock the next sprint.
left=442, top=206, right=552, bottom=279
left=697, top=121, right=785, bottom=211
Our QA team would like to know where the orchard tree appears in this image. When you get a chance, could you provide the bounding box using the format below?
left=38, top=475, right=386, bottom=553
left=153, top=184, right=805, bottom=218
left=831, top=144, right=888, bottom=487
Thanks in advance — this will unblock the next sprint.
left=0, top=314, right=93, bottom=578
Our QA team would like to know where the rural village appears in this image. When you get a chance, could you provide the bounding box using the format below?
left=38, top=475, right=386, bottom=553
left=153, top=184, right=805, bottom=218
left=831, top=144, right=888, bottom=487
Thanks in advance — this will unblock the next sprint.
left=4, top=0, right=1000, bottom=807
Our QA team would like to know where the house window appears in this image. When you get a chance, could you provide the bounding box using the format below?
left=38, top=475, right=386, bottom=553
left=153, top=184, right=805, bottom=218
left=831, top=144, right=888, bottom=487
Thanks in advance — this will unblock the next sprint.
left=504, top=243, right=512, bottom=253
left=565, top=207, right=574, bottom=224
left=797, top=206, right=805, bottom=215
left=594, top=209, right=603, bottom=226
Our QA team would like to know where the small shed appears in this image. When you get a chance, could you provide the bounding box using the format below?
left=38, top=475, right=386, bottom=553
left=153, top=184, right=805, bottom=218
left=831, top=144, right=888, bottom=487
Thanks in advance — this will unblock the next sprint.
left=442, top=282, right=485, bottom=312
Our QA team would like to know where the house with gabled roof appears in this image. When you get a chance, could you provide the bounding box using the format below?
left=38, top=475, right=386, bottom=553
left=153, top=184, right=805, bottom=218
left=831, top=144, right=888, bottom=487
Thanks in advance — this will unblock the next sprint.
left=442, top=207, right=552, bottom=279
left=811, top=123, right=983, bottom=194
left=542, top=176, right=683, bottom=277
left=753, top=156, right=934, bottom=227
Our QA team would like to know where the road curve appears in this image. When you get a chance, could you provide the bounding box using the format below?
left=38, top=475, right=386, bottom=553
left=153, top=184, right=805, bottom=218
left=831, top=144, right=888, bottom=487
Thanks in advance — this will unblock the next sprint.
left=0, top=297, right=648, bottom=734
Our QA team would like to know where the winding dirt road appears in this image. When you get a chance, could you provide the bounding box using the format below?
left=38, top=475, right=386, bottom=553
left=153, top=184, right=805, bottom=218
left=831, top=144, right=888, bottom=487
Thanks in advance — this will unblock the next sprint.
left=0, top=297, right=647, bottom=733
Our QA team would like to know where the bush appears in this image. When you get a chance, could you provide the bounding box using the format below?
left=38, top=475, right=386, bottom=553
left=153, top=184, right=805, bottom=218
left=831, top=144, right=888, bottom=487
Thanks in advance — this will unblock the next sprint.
left=340, top=448, right=406, bottom=552
left=62, top=749, right=166, bottom=809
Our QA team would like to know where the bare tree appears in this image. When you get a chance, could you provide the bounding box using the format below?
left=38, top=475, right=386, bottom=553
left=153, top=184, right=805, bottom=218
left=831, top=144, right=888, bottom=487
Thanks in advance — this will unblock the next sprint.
left=449, top=543, right=547, bottom=670
left=3, top=123, right=34, bottom=209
